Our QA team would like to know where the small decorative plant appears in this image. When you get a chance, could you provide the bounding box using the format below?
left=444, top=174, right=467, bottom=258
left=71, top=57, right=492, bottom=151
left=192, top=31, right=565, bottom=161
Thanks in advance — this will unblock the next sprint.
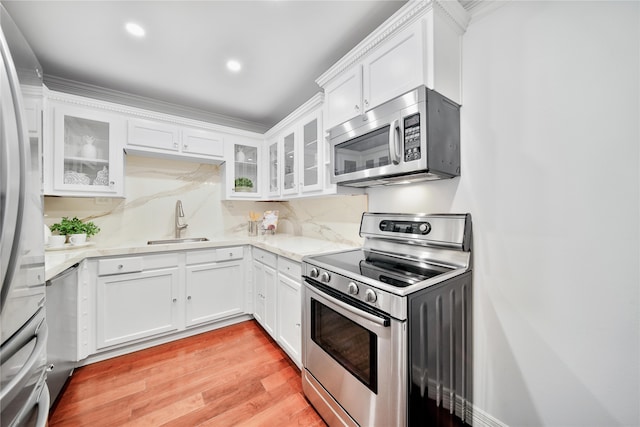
left=50, top=216, right=100, bottom=237
left=234, top=177, right=253, bottom=189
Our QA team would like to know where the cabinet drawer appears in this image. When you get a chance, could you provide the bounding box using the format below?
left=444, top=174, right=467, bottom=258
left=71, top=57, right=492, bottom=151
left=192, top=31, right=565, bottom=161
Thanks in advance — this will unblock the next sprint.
left=253, top=247, right=277, bottom=268
left=186, top=249, right=217, bottom=265
left=98, top=257, right=143, bottom=276
left=278, top=257, right=301, bottom=279
left=216, top=246, right=244, bottom=261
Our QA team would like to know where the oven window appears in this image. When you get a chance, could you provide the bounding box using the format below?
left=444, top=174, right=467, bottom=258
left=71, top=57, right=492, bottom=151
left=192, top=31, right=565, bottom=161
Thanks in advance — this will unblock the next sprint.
left=311, top=299, right=378, bottom=393
left=334, top=126, right=391, bottom=176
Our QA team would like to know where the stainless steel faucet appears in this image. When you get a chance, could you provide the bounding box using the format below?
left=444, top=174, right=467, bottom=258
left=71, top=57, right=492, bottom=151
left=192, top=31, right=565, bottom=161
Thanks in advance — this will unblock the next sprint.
left=175, top=200, right=188, bottom=238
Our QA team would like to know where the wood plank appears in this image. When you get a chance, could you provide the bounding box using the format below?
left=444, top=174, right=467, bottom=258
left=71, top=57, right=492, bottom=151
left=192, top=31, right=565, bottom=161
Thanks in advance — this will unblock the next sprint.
left=49, top=321, right=325, bottom=427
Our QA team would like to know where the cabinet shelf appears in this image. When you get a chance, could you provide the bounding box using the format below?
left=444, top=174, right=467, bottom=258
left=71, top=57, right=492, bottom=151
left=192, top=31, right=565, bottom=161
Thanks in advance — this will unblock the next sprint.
left=64, top=156, right=109, bottom=165
left=235, top=161, right=258, bottom=166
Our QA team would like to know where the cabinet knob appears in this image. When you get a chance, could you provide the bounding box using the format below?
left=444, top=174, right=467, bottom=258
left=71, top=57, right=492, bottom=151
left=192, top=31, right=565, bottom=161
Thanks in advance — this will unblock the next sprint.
left=174, top=142, right=179, bottom=149
left=364, top=99, right=369, bottom=108
left=183, top=143, right=188, bottom=150
left=109, top=181, right=115, bottom=186
left=187, top=295, right=192, bottom=300
left=295, top=323, right=301, bottom=328
left=117, top=264, right=123, bottom=269
left=172, top=298, right=177, bottom=303
left=354, top=104, right=360, bottom=112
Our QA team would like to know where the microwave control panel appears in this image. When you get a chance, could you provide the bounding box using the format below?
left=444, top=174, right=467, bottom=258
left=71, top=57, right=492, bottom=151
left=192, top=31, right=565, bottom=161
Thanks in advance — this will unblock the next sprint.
left=403, top=113, right=421, bottom=161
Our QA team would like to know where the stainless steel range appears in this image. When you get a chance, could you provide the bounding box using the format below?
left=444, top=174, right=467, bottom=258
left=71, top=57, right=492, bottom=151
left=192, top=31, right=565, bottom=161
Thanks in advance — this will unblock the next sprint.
left=302, top=213, right=473, bottom=427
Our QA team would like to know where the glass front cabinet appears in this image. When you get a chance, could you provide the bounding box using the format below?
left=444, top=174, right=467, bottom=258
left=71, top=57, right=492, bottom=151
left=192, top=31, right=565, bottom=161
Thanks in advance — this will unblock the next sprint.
left=45, top=103, right=125, bottom=197
left=267, top=138, right=280, bottom=198
left=223, top=138, right=262, bottom=199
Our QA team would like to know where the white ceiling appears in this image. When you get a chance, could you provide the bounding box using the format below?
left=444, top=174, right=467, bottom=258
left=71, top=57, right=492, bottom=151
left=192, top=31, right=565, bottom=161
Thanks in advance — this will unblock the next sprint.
left=2, top=0, right=414, bottom=133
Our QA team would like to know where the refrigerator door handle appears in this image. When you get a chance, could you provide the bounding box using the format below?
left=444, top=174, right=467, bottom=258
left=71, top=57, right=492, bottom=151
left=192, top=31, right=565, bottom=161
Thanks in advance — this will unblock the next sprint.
left=0, top=320, right=48, bottom=406
left=0, top=24, right=27, bottom=312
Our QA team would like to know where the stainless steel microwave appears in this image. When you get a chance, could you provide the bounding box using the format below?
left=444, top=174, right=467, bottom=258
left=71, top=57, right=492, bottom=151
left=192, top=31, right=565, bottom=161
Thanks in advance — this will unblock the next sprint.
left=328, top=86, right=460, bottom=187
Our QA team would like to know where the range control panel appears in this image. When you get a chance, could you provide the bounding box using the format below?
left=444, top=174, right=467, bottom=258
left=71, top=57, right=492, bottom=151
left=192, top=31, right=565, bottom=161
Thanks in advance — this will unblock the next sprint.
left=403, top=113, right=421, bottom=161
left=379, top=220, right=431, bottom=235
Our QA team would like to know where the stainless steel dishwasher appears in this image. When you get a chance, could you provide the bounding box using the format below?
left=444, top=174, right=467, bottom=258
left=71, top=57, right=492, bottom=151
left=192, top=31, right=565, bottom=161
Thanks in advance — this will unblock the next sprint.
left=45, top=264, right=78, bottom=408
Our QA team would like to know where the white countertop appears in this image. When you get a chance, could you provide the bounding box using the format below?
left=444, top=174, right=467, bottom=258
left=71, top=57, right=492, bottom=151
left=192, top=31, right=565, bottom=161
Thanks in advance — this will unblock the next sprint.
left=45, top=234, right=359, bottom=281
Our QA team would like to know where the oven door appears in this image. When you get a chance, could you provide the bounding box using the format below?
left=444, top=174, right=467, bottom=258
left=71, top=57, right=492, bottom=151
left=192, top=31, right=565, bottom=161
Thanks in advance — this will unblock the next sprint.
left=302, top=279, right=406, bottom=427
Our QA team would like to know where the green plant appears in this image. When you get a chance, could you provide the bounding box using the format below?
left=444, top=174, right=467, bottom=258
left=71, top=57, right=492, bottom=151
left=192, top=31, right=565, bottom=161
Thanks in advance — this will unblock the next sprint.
left=234, top=177, right=253, bottom=188
left=50, top=216, right=100, bottom=237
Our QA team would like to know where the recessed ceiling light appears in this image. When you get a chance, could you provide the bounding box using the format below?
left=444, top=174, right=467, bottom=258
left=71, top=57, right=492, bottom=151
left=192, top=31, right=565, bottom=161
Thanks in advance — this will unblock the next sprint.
left=125, top=22, right=145, bottom=37
left=226, top=59, right=242, bottom=72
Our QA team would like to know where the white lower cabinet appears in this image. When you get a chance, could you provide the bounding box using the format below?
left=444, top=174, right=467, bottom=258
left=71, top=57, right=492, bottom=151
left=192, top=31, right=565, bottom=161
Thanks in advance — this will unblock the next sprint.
left=96, top=267, right=180, bottom=349
left=90, top=246, right=248, bottom=355
left=252, top=247, right=302, bottom=367
left=185, top=249, right=245, bottom=327
left=276, top=273, right=301, bottom=367
left=253, top=248, right=277, bottom=337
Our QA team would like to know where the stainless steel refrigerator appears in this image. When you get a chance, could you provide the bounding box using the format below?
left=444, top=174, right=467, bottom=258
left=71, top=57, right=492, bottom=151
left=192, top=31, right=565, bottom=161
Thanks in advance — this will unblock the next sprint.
left=0, top=5, right=49, bottom=426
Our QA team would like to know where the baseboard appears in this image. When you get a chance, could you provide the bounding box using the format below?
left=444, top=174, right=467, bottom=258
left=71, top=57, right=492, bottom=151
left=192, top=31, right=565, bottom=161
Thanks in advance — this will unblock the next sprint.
left=468, top=404, right=509, bottom=427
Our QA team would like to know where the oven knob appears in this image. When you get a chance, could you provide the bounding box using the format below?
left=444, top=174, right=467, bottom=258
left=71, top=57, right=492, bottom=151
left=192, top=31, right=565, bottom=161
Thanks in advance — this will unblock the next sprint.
left=419, top=222, right=431, bottom=234
left=364, top=289, right=377, bottom=303
left=309, top=268, right=319, bottom=278
left=347, top=282, right=359, bottom=295
left=320, top=272, right=331, bottom=283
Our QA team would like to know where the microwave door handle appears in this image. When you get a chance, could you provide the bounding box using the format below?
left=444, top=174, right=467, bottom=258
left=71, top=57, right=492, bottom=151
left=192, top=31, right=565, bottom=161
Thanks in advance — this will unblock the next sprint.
left=389, top=119, right=401, bottom=165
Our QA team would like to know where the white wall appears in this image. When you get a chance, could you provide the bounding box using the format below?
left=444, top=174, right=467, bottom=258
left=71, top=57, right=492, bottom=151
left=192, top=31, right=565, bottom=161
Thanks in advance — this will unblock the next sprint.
left=368, top=2, right=639, bottom=426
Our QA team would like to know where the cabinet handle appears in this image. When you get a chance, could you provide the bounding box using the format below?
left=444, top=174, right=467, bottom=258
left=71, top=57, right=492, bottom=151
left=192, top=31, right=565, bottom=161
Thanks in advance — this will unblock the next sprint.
left=295, top=323, right=301, bottom=327
left=109, top=181, right=115, bottom=186
left=354, top=104, right=360, bottom=112
left=364, top=99, right=369, bottom=108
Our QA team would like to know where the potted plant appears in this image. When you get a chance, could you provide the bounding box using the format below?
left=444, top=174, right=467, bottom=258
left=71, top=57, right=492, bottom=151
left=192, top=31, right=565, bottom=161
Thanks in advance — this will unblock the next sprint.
left=49, top=216, right=100, bottom=245
left=234, top=177, right=253, bottom=192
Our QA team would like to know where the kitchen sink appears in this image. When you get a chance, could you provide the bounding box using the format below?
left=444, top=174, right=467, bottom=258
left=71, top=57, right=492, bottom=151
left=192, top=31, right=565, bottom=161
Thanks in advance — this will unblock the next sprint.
left=147, top=237, right=210, bottom=245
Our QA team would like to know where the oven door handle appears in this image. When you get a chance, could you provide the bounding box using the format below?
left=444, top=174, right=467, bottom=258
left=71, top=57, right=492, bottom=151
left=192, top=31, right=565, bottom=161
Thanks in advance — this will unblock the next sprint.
left=305, top=280, right=390, bottom=327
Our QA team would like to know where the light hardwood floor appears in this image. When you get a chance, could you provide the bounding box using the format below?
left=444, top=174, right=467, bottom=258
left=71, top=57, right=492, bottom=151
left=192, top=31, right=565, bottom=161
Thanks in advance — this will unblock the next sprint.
left=48, top=320, right=326, bottom=426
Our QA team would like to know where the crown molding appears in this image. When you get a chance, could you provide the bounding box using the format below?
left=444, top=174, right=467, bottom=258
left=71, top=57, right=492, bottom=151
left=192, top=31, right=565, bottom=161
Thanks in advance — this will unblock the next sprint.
left=43, top=75, right=269, bottom=134
left=316, top=0, right=470, bottom=88
left=264, top=92, right=324, bottom=139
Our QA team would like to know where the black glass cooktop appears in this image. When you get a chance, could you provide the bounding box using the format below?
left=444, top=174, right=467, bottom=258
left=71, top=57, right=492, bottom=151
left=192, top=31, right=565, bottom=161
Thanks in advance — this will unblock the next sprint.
left=309, top=249, right=448, bottom=288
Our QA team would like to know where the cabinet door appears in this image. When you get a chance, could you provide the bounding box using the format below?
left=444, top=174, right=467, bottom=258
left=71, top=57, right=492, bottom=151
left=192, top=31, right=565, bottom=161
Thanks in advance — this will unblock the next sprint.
left=253, top=260, right=277, bottom=338
left=323, top=67, right=362, bottom=130
left=182, top=128, right=224, bottom=159
left=362, top=22, right=423, bottom=111
left=185, top=261, right=244, bottom=327
left=50, top=104, right=125, bottom=197
left=282, top=130, right=297, bottom=195
left=263, top=263, right=277, bottom=338
left=253, top=260, right=266, bottom=327
left=96, top=268, right=179, bottom=349
left=300, top=112, right=322, bottom=193
left=226, top=141, right=261, bottom=199
left=266, top=139, right=280, bottom=198
left=277, top=273, right=301, bottom=367
left=127, top=118, right=180, bottom=152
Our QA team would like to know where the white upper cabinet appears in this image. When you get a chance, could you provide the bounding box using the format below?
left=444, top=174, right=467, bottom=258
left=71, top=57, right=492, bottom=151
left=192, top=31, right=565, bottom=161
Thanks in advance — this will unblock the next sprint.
left=318, top=0, right=470, bottom=131
left=222, top=136, right=263, bottom=200
left=361, top=22, right=423, bottom=112
left=323, top=68, right=362, bottom=134
left=45, top=100, right=125, bottom=197
left=282, top=129, right=297, bottom=196
left=263, top=94, right=326, bottom=200
left=266, top=138, right=280, bottom=198
left=127, top=118, right=224, bottom=163
left=299, top=111, right=322, bottom=193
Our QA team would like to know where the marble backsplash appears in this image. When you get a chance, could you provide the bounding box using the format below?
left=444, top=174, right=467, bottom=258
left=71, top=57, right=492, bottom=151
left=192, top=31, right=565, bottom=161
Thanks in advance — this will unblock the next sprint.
left=44, top=155, right=368, bottom=247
